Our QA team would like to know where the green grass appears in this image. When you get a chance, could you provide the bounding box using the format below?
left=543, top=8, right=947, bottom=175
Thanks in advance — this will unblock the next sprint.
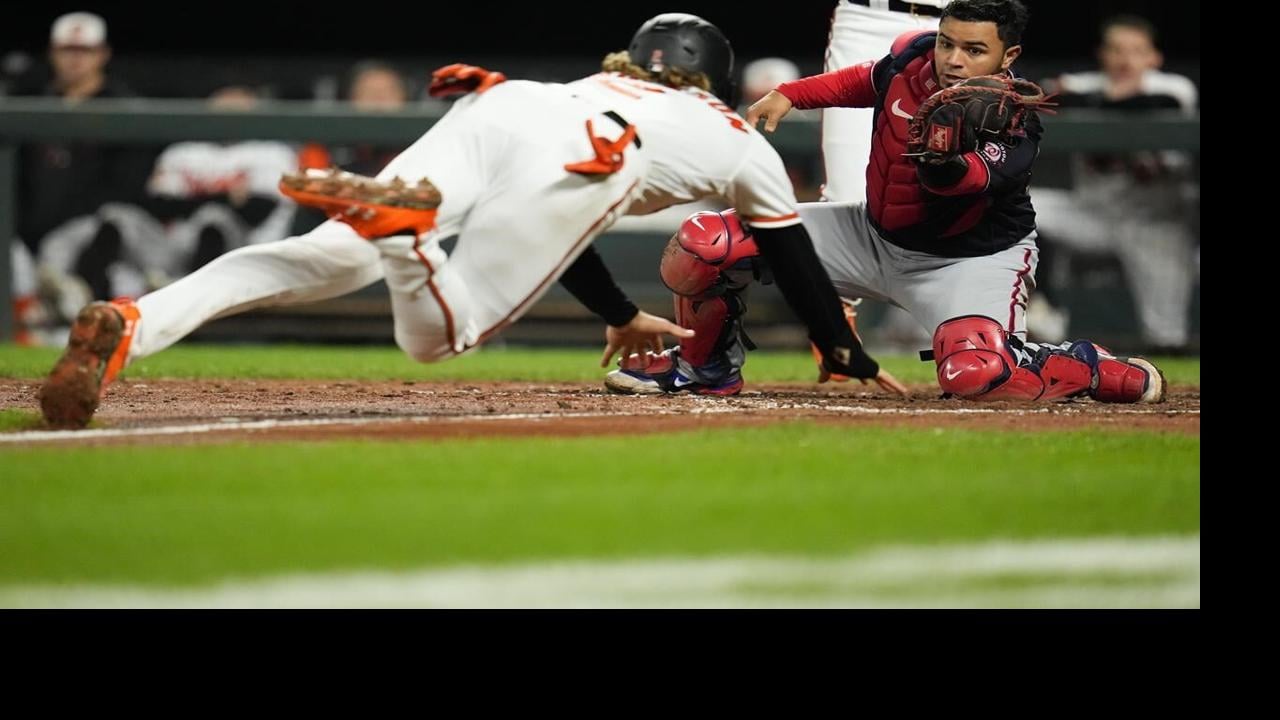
left=0, top=342, right=1201, bottom=602
left=0, top=424, right=1200, bottom=587
left=0, top=409, right=44, bottom=432
left=0, top=343, right=1203, bottom=387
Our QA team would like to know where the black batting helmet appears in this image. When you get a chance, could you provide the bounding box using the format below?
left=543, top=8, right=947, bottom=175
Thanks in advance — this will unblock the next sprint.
left=627, top=13, right=737, bottom=105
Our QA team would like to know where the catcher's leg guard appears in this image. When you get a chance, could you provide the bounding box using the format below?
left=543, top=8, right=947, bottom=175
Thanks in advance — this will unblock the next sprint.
left=658, top=209, right=761, bottom=298
left=673, top=293, right=746, bottom=368
left=607, top=209, right=761, bottom=395
left=932, top=315, right=1091, bottom=401
left=1065, top=341, right=1167, bottom=403
left=607, top=210, right=762, bottom=396
left=931, top=315, right=1165, bottom=403
left=605, top=292, right=749, bottom=396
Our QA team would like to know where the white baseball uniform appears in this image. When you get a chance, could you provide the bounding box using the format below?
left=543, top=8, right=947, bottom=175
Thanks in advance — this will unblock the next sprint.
left=126, top=74, right=801, bottom=364
left=822, top=0, right=942, bottom=203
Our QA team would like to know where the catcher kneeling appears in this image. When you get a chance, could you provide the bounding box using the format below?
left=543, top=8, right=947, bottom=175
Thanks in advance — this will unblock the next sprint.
left=605, top=16, right=1167, bottom=403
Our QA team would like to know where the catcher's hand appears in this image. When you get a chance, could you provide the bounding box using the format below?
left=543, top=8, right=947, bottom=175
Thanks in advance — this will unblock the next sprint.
left=745, top=90, right=795, bottom=133
left=428, top=63, right=507, bottom=98
left=905, top=75, right=1053, bottom=164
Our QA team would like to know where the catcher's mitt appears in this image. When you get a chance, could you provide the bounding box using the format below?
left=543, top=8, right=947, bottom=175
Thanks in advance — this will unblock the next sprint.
left=905, top=75, right=1053, bottom=164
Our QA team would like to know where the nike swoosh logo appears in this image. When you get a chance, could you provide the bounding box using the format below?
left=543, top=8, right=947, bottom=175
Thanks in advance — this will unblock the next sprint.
left=691, top=216, right=705, bottom=230
left=891, top=99, right=913, bottom=120
left=945, top=368, right=963, bottom=380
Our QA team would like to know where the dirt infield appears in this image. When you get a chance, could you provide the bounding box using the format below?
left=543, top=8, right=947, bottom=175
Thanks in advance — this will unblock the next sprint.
left=0, top=377, right=1200, bottom=446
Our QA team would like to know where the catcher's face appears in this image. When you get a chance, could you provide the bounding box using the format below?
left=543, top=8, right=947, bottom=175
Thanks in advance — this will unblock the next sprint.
left=935, top=19, right=1022, bottom=88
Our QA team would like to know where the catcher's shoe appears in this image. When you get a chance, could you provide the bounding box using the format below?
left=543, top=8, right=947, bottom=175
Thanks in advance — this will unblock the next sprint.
left=604, top=349, right=744, bottom=397
left=280, top=168, right=442, bottom=239
left=1066, top=341, right=1166, bottom=404
left=810, top=297, right=862, bottom=382
left=39, top=298, right=140, bottom=429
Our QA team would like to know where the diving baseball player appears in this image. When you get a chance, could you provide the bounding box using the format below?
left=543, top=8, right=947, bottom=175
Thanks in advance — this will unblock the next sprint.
left=38, top=13, right=905, bottom=429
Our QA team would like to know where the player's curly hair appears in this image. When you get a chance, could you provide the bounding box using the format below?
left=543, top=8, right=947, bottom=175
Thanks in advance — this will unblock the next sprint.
left=600, top=51, right=713, bottom=93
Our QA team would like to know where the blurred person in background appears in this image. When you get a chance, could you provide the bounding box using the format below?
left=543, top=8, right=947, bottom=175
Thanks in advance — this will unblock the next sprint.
left=9, top=243, right=47, bottom=346
left=37, top=86, right=299, bottom=310
left=1030, top=15, right=1199, bottom=352
left=741, top=57, right=801, bottom=107
left=348, top=60, right=410, bottom=112
left=145, top=86, right=300, bottom=271
left=15, top=12, right=157, bottom=260
left=12, top=12, right=158, bottom=342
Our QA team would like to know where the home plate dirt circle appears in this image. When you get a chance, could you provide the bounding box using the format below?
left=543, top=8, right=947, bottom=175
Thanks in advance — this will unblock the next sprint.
left=0, top=379, right=1200, bottom=446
